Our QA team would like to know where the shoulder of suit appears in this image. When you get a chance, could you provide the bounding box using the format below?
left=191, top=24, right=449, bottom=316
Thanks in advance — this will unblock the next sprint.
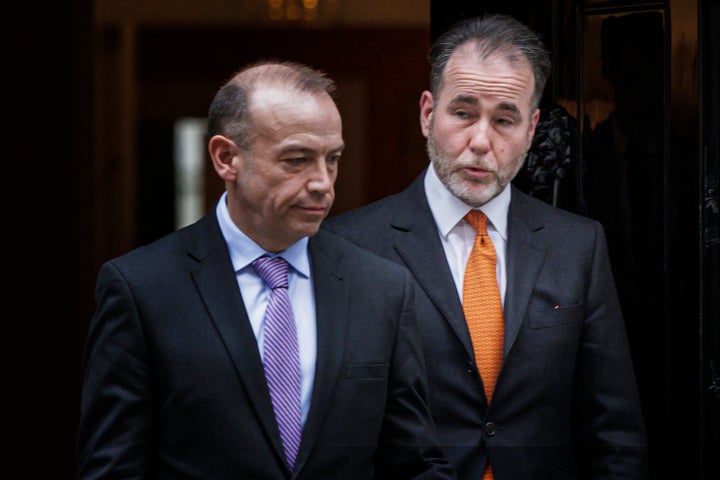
left=311, top=229, right=410, bottom=276
left=106, top=212, right=216, bottom=272
left=511, top=186, right=600, bottom=230
left=325, top=172, right=425, bottom=232
left=326, top=191, right=403, bottom=229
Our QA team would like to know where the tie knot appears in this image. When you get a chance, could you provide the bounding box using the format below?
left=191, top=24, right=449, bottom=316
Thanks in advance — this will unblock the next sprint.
left=253, top=255, right=289, bottom=289
left=464, top=210, right=488, bottom=236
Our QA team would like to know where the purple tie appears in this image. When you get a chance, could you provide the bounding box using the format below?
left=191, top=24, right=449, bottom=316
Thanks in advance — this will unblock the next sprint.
left=253, top=255, right=302, bottom=468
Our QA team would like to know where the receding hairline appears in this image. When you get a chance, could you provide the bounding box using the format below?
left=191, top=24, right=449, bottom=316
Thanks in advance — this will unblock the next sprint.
left=226, top=61, right=336, bottom=98
left=458, top=38, right=535, bottom=66
left=441, top=39, right=537, bottom=88
left=427, top=14, right=551, bottom=109
left=206, top=60, right=338, bottom=149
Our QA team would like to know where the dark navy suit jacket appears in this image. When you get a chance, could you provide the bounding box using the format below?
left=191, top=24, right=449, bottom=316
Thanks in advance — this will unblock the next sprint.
left=77, top=211, right=455, bottom=480
left=324, top=171, right=648, bottom=479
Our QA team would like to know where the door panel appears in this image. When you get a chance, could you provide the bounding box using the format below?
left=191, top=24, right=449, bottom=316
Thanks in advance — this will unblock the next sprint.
left=430, top=1, right=712, bottom=477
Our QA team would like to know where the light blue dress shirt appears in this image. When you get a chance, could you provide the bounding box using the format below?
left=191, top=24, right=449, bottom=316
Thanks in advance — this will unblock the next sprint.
left=216, top=192, right=317, bottom=425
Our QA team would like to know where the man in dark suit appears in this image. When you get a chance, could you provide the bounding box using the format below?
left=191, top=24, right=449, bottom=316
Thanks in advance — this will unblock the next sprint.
left=77, top=61, right=455, bottom=479
left=325, top=15, right=648, bottom=479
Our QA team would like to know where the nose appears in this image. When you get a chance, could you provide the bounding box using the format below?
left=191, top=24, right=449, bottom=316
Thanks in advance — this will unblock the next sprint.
left=468, top=120, right=491, bottom=155
left=307, top=160, right=335, bottom=194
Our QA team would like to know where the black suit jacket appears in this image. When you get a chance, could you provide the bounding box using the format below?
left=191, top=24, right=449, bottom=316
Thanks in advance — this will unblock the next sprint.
left=324, top=171, right=649, bottom=479
left=77, top=212, right=455, bottom=479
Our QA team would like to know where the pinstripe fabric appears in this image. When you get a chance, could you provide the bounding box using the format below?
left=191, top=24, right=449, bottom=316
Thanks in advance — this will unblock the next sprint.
left=253, top=255, right=302, bottom=468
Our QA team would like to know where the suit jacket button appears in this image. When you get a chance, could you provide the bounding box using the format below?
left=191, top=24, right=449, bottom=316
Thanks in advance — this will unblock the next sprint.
left=484, top=422, right=496, bottom=436
left=466, top=361, right=475, bottom=374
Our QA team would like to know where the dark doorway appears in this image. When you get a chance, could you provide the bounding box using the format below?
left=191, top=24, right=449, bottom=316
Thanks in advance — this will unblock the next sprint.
left=430, top=1, right=716, bottom=478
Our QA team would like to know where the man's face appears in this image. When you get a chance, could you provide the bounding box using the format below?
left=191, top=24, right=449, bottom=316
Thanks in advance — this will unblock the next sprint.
left=229, top=85, right=344, bottom=252
left=420, top=44, right=540, bottom=207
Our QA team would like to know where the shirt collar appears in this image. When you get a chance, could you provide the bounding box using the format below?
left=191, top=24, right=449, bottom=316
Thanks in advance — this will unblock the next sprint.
left=215, top=192, right=310, bottom=278
left=424, top=163, right=510, bottom=240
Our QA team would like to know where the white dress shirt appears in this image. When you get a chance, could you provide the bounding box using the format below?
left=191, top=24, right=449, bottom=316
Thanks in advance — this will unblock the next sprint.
left=424, top=164, right=510, bottom=307
left=216, top=192, right=316, bottom=425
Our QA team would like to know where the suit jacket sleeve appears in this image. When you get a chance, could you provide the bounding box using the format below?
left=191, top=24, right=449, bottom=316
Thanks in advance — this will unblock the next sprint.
left=77, top=261, right=154, bottom=479
left=575, top=222, right=648, bottom=478
left=374, top=270, right=456, bottom=480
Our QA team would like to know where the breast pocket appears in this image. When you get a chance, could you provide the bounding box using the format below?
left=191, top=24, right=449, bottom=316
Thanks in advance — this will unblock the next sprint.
left=321, top=363, right=390, bottom=445
left=527, top=302, right=583, bottom=329
left=345, top=363, right=389, bottom=379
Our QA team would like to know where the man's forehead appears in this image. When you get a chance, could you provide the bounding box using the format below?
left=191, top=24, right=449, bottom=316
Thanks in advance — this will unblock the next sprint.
left=440, top=46, right=535, bottom=105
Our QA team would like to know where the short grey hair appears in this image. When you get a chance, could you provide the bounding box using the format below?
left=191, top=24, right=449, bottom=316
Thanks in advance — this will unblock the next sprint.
left=428, top=14, right=551, bottom=109
left=206, top=60, right=337, bottom=151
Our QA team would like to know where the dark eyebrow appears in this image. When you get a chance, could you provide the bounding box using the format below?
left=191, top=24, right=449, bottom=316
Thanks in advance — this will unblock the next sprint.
left=279, top=146, right=316, bottom=156
left=497, top=102, right=520, bottom=114
left=449, top=94, right=478, bottom=106
left=449, top=96, right=520, bottom=115
left=279, top=144, right=345, bottom=156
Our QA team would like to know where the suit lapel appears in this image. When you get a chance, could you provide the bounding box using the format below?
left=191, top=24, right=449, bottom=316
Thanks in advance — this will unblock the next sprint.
left=391, top=176, right=475, bottom=360
left=187, top=214, right=287, bottom=466
left=292, top=231, right=348, bottom=474
left=393, top=179, right=550, bottom=371
left=504, top=189, right=547, bottom=356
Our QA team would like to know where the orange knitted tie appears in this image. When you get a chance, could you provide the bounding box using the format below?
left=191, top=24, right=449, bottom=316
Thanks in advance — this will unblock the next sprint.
left=463, top=210, right=503, bottom=480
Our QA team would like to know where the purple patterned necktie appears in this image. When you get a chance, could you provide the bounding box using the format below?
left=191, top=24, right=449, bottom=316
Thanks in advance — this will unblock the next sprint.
left=253, top=255, right=302, bottom=468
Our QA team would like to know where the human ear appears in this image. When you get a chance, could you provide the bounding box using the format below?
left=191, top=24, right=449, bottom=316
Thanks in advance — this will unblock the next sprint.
left=527, top=108, right=541, bottom=147
left=419, top=91, right=435, bottom=138
left=208, top=135, right=240, bottom=181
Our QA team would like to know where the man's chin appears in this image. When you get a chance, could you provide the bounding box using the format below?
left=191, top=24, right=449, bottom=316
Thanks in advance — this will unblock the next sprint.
left=450, top=182, right=499, bottom=207
left=298, top=222, right=324, bottom=239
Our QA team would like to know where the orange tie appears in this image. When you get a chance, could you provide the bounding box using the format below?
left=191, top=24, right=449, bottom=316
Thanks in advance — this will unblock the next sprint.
left=463, top=210, right=504, bottom=480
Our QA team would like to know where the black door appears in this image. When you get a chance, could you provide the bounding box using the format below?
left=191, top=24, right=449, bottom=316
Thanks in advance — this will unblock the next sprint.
left=430, top=1, right=718, bottom=478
